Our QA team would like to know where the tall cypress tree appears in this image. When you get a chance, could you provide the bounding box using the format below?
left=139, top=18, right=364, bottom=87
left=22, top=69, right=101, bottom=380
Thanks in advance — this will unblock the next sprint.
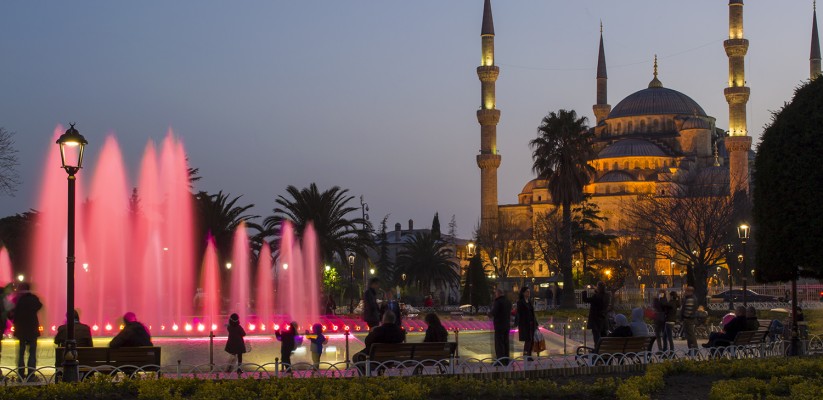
left=753, top=78, right=823, bottom=280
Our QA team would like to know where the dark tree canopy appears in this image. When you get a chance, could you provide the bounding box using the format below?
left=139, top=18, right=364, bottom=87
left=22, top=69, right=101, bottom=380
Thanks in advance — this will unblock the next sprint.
left=753, top=78, right=823, bottom=280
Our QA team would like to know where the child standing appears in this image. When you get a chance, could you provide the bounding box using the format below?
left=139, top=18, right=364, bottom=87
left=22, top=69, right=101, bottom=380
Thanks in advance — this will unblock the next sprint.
left=275, top=321, right=299, bottom=370
left=225, top=313, right=247, bottom=373
left=308, top=323, right=327, bottom=369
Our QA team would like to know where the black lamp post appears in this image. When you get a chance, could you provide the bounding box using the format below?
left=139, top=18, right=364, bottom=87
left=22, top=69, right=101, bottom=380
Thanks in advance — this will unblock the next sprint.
left=347, top=253, right=355, bottom=308
left=726, top=243, right=735, bottom=310
left=737, top=223, right=750, bottom=307
left=56, top=123, right=88, bottom=383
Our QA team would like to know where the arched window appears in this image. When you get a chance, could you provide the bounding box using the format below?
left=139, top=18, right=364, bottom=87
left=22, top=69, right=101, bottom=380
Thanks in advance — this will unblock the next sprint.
left=627, top=121, right=633, bottom=132
left=617, top=122, right=622, bottom=133
left=640, top=120, right=646, bottom=132
left=652, top=119, right=660, bottom=131
left=613, top=162, right=618, bottom=170
left=644, top=160, right=650, bottom=169
left=624, top=161, right=629, bottom=169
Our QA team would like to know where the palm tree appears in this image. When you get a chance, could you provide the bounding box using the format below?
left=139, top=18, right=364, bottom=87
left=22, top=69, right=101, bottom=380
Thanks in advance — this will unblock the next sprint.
left=396, top=232, right=459, bottom=293
left=529, top=109, right=595, bottom=308
left=262, top=183, right=371, bottom=265
left=195, top=190, right=260, bottom=261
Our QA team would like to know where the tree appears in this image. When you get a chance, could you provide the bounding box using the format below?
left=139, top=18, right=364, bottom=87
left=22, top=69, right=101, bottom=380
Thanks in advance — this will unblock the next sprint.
left=754, top=77, right=823, bottom=280
left=373, top=215, right=394, bottom=283
left=0, top=128, right=20, bottom=196
left=431, top=212, right=441, bottom=240
left=529, top=109, right=595, bottom=308
left=475, top=215, right=529, bottom=278
left=263, top=183, right=372, bottom=265
left=447, top=214, right=457, bottom=244
left=461, top=255, right=491, bottom=308
left=572, top=196, right=616, bottom=284
left=396, top=231, right=459, bottom=292
left=195, top=191, right=259, bottom=264
left=0, top=210, right=37, bottom=271
left=625, top=174, right=736, bottom=305
left=533, top=209, right=563, bottom=277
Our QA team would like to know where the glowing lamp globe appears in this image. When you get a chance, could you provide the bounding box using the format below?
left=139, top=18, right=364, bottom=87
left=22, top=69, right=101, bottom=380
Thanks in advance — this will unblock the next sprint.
left=56, top=124, right=88, bottom=174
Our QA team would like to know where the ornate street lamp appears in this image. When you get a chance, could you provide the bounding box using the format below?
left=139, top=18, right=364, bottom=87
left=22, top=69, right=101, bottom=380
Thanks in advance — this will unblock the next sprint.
left=467, top=242, right=476, bottom=258
left=56, top=123, right=88, bottom=383
left=738, top=223, right=750, bottom=307
left=347, top=253, right=355, bottom=307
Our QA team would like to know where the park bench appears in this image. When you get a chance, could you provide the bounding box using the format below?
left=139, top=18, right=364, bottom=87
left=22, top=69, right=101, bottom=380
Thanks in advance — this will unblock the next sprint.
left=365, top=342, right=457, bottom=375
left=576, top=336, right=655, bottom=365
left=714, top=329, right=770, bottom=357
left=55, top=346, right=162, bottom=380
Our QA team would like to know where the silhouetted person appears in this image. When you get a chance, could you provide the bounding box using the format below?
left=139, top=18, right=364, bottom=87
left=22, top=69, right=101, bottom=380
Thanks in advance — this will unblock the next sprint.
left=489, top=288, right=512, bottom=365
left=109, top=312, right=152, bottom=348
left=275, top=321, right=299, bottom=370
left=363, top=278, right=380, bottom=329
left=608, top=314, right=633, bottom=337
left=11, top=282, right=42, bottom=380
left=423, top=313, right=448, bottom=343
left=516, top=287, right=538, bottom=359
left=54, top=310, right=93, bottom=347
left=225, top=313, right=246, bottom=373
left=380, top=289, right=402, bottom=326
left=353, top=311, right=405, bottom=373
left=582, top=281, right=609, bottom=344
left=704, top=306, right=747, bottom=347
left=324, top=295, right=336, bottom=315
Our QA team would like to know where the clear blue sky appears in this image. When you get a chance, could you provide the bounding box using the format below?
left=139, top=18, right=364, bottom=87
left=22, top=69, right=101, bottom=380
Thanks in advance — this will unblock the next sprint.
left=0, top=1, right=816, bottom=237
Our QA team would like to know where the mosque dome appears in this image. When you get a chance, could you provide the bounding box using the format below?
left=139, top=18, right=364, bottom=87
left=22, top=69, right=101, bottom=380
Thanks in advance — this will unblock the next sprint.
left=598, top=139, right=667, bottom=158
left=520, top=178, right=547, bottom=195
left=680, top=117, right=712, bottom=130
left=596, top=171, right=636, bottom=183
left=608, top=86, right=707, bottom=119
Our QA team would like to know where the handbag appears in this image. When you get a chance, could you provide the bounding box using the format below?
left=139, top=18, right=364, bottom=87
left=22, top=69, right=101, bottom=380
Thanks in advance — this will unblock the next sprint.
left=533, top=330, right=546, bottom=354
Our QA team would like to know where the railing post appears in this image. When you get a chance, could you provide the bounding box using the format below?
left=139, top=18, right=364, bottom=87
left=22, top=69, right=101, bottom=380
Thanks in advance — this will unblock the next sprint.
left=344, top=330, right=351, bottom=368
left=365, top=356, right=371, bottom=377
left=275, top=357, right=280, bottom=378
left=209, top=330, right=214, bottom=372
left=176, top=360, right=181, bottom=379
left=563, top=324, right=567, bottom=356
left=454, top=328, right=460, bottom=358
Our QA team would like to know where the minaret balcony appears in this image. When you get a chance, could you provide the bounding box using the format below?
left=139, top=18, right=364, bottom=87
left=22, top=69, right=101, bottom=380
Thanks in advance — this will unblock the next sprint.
left=723, top=39, right=749, bottom=56
left=477, top=66, right=500, bottom=81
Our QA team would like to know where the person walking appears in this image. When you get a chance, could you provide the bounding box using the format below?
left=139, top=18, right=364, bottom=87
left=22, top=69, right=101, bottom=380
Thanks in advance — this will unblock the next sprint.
left=680, top=287, right=699, bottom=350
left=224, top=313, right=247, bottom=373
left=423, top=313, right=448, bottom=343
left=109, top=312, right=153, bottom=348
left=582, top=281, right=609, bottom=344
left=275, top=321, right=299, bottom=370
left=10, top=283, right=41, bottom=380
left=489, top=288, right=512, bottom=365
left=363, top=278, right=380, bottom=330
left=516, top=287, right=537, bottom=359
left=652, top=289, right=671, bottom=352
left=54, top=310, right=93, bottom=347
left=665, top=291, right=679, bottom=350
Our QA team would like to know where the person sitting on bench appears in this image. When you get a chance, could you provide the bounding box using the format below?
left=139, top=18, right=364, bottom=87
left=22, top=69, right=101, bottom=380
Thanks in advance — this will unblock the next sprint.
left=109, top=312, right=153, bottom=348
left=352, top=311, right=405, bottom=370
left=703, top=306, right=747, bottom=348
left=609, top=314, right=633, bottom=338
left=54, top=310, right=93, bottom=347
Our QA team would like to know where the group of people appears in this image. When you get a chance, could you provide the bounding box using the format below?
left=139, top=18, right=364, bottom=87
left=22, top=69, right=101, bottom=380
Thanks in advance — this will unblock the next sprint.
left=489, top=286, right=540, bottom=364
left=1, top=282, right=154, bottom=380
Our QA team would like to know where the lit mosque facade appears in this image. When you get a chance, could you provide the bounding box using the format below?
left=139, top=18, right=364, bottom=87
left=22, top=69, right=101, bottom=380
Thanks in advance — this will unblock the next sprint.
left=474, top=0, right=822, bottom=281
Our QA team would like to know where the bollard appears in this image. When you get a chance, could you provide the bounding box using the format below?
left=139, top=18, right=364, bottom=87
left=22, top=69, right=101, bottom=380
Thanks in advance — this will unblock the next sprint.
left=209, top=330, right=215, bottom=372
left=177, top=359, right=181, bottom=379
left=583, top=327, right=587, bottom=348
left=275, top=357, right=280, bottom=378
left=365, top=355, right=371, bottom=377
left=563, top=325, right=567, bottom=356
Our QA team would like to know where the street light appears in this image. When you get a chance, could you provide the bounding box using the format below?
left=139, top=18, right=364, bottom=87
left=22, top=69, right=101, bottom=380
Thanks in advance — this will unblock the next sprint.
left=360, top=196, right=369, bottom=291
left=347, top=253, right=355, bottom=307
left=725, top=243, right=735, bottom=310
left=467, top=242, right=476, bottom=258
left=56, top=123, right=88, bottom=383
left=738, top=223, right=750, bottom=307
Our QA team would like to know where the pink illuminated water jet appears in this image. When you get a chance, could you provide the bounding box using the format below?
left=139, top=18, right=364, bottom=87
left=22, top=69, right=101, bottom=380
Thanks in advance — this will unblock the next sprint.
left=200, top=237, right=221, bottom=331
left=277, top=221, right=320, bottom=329
left=255, top=242, right=274, bottom=328
left=0, top=247, right=12, bottom=285
left=230, top=221, right=251, bottom=322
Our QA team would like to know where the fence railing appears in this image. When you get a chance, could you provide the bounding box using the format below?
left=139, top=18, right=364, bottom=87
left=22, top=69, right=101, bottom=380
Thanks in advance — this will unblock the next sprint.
left=4, top=335, right=819, bottom=385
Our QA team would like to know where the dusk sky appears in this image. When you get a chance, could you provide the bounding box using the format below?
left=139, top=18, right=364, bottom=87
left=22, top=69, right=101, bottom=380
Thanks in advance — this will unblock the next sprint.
left=0, top=1, right=816, bottom=238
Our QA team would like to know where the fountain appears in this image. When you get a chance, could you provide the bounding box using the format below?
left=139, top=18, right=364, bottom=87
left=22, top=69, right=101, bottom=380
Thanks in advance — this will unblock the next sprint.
left=276, top=221, right=320, bottom=331
left=229, top=221, right=251, bottom=323
left=0, top=247, right=12, bottom=285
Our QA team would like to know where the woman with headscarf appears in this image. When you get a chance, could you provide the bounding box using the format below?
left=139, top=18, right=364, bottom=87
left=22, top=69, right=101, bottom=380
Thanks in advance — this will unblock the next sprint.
left=609, top=314, right=633, bottom=337
left=225, top=313, right=247, bottom=373
left=516, top=287, right=537, bottom=359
